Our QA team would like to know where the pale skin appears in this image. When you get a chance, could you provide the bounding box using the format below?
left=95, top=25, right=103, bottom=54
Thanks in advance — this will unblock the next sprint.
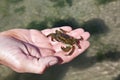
left=0, top=26, right=90, bottom=74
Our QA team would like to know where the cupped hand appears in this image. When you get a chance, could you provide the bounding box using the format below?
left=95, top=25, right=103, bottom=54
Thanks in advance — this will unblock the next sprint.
left=0, top=26, right=90, bottom=74
left=42, top=26, right=90, bottom=63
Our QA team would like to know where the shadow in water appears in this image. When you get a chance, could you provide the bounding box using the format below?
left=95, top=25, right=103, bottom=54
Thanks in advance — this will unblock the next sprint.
left=95, top=0, right=117, bottom=5
left=50, top=0, right=73, bottom=7
left=52, top=18, right=80, bottom=29
left=27, top=17, right=57, bottom=30
left=4, top=72, right=20, bottom=80
left=81, top=18, right=109, bottom=35
left=7, top=65, right=69, bottom=80
left=95, top=47, right=120, bottom=62
left=66, top=51, right=97, bottom=69
left=101, top=51, right=120, bottom=61
left=53, top=18, right=109, bottom=36
left=27, top=20, right=49, bottom=30
left=114, top=74, right=120, bottom=80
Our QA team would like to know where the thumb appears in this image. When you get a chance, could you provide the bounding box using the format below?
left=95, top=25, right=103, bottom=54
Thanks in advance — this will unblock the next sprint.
left=40, top=56, right=59, bottom=67
left=23, top=56, right=58, bottom=74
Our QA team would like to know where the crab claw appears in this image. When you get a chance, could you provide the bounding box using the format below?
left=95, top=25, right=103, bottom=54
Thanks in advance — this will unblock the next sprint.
left=61, top=46, right=71, bottom=52
left=61, top=46, right=75, bottom=56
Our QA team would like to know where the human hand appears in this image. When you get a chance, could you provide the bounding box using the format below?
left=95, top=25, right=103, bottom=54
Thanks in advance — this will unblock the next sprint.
left=0, top=28, right=58, bottom=74
left=0, top=26, right=90, bottom=74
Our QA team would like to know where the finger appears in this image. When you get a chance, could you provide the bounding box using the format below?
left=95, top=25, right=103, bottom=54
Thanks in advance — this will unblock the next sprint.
left=23, top=56, right=58, bottom=74
left=80, top=32, right=90, bottom=40
left=30, top=29, right=52, bottom=49
left=68, top=29, right=90, bottom=40
left=76, top=41, right=90, bottom=56
left=39, top=48, right=55, bottom=57
left=68, top=28, right=84, bottom=39
left=41, top=26, right=72, bottom=36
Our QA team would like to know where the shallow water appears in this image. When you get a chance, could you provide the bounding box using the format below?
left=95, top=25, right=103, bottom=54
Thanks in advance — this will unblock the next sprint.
left=0, top=0, right=120, bottom=80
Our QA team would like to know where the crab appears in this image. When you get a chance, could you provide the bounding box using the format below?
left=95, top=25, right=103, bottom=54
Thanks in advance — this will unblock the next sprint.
left=47, top=29, right=83, bottom=55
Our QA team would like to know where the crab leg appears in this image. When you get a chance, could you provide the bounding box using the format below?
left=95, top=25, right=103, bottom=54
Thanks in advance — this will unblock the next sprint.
left=47, top=34, right=55, bottom=41
left=67, top=46, right=75, bottom=56
left=60, top=28, right=68, bottom=33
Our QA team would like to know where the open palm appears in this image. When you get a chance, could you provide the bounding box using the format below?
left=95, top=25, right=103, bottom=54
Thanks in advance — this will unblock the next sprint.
left=0, top=26, right=90, bottom=74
